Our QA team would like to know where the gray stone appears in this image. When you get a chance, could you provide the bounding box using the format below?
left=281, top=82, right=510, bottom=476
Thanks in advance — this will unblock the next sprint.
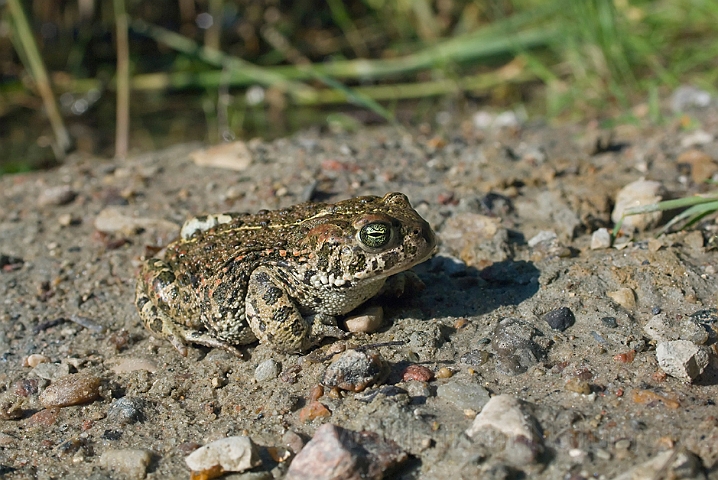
left=612, top=448, right=705, bottom=480
left=492, top=318, right=546, bottom=375
left=107, top=397, right=147, bottom=425
left=99, top=449, right=151, bottom=479
left=590, top=228, right=612, bottom=250
left=254, top=359, right=280, bottom=382
left=322, top=350, right=388, bottom=392
left=656, top=340, right=709, bottom=382
left=436, top=380, right=490, bottom=412
left=466, top=395, right=544, bottom=465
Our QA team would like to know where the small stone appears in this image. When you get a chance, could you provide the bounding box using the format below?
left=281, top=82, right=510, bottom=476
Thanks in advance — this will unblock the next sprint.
left=404, top=380, right=431, bottom=398
left=38, top=185, right=76, bottom=207
left=656, top=340, right=709, bottom=382
left=612, top=448, right=703, bottom=480
left=23, top=354, right=50, bottom=368
left=590, top=228, right=612, bottom=249
left=601, top=317, right=618, bottom=328
left=185, top=436, right=261, bottom=477
left=298, top=401, right=331, bottom=423
left=285, top=424, right=407, bottom=480
left=344, top=306, right=383, bottom=333
left=436, top=380, right=490, bottom=412
left=39, top=373, right=101, bottom=408
left=190, top=141, right=253, bottom=171
left=671, top=85, right=712, bottom=112
left=527, top=230, right=557, bottom=248
left=402, top=364, right=434, bottom=382
left=254, top=359, right=280, bottom=382
left=643, top=313, right=675, bottom=342
left=492, top=318, right=546, bottom=375
left=107, top=397, right=147, bottom=425
left=435, top=367, right=453, bottom=379
left=611, top=179, right=665, bottom=233
left=677, top=149, right=718, bottom=183
left=100, top=449, right=151, bottom=480
left=440, top=213, right=510, bottom=266
left=543, top=307, right=575, bottom=331
left=607, top=288, right=636, bottom=310
left=465, top=394, right=544, bottom=466
left=680, top=129, right=714, bottom=148
left=31, top=361, right=70, bottom=380
left=109, top=357, right=159, bottom=374
left=322, top=350, right=389, bottom=392
left=282, top=430, right=305, bottom=454
left=460, top=349, right=489, bottom=366
left=565, top=378, right=591, bottom=395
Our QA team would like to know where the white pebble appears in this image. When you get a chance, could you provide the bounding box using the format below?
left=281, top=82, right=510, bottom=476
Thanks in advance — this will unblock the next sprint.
left=185, top=436, right=261, bottom=474
left=100, top=449, right=151, bottom=479
left=611, top=179, right=665, bottom=233
left=590, top=228, right=611, bottom=250
left=656, top=340, right=709, bottom=382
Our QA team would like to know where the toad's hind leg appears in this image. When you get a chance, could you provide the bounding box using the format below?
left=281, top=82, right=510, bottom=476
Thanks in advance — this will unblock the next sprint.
left=135, top=260, right=244, bottom=357
left=245, top=267, right=312, bottom=353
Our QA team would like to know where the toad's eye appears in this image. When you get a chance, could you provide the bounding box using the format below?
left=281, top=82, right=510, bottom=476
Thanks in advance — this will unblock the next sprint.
left=359, top=222, right=391, bottom=248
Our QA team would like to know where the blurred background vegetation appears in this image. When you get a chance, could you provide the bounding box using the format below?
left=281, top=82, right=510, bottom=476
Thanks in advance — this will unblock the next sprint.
left=1, top=0, right=717, bottom=174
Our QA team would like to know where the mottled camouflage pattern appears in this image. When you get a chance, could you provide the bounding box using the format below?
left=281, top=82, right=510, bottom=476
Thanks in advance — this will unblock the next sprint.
left=135, top=192, right=436, bottom=356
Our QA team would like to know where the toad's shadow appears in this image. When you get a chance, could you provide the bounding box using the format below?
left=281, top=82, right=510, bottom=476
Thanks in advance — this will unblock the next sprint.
left=388, top=256, right=540, bottom=320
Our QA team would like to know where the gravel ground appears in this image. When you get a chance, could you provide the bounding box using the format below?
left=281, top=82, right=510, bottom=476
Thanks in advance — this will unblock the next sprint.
left=1, top=99, right=717, bottom=479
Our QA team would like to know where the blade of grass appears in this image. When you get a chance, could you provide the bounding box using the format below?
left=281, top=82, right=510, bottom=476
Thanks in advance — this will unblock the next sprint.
left=130, top=19, right=317, bottom=103
left=612, top=193, right=718, bottom=239
left=658, top=200, right=718, bottom=234
left=6, top=0, right=72, bottom=159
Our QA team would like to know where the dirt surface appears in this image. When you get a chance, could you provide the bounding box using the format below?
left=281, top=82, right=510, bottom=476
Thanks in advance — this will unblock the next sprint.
left=1, top=104, right=718, bottom=479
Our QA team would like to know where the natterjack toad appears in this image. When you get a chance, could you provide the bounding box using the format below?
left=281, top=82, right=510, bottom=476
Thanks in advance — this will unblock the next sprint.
left=135, top=192, right=436, bottom=356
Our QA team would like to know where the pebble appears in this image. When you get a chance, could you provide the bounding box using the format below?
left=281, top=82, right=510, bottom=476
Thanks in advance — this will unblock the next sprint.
left=23, top=354, right=50, bottom=368
left=39, top=373, right=101, bottom=408
left=677, top=149, right=718, bottom=183
left=611, top=179, right=665, bottom=233
left=185, top=436, right=261, bottom=477
left=543, top=307, right=575, bottom=331
left=612, top=448, right=702, bottom=480
left=190, top=141, right=253, bottom=171
left=94, top=206, right=179, bottom=241
left=109, top=357, right=159, bottom=374
left=643, top=313, right=673, bottom=342
left=671, top=85, right=712, bottom=112
left=404, top=380, right=431, bottom=398
left=322, top=350, right=388, bottom=392
left=343, top=306, right=383, bottom=333
left=107, top=397, right=147, bottom=425
left=459, top=349, right=490, bottom=366
left=656, top=340, right=709, bottom=382
left=590, top=228, right=612, bottom=249
left=436, top=380, right=490, bottom=412
left=100, top=449, right=152, bottom=480
left=680, top=129, right=714, bottom=148
left=254, top=359, right=280, bottom=382
left=607, top=288, right=636, bottom=310
left=465, top=394, right=544, bottom=465
left=298, top=400, right=331, bottom=422
left=37, top=185, right=77, bottom=207
left=402, top=364, right=434, bottom=382
left=435, top=367, right=453, bottom=379
left=527, top=230, right=557, bottom=248
left=440, top=213, right=509, bottom=266
left=31, top=361, right=70, bottom=380
left=491, top=318, right=546, bottom=375
left=601, top=317, right=618, bottom=328
left=285, top=424, right=407, bottom=480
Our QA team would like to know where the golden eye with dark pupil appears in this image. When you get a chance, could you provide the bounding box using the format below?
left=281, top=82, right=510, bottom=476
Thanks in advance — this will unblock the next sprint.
left=359, top=222, right=391, bottom=248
